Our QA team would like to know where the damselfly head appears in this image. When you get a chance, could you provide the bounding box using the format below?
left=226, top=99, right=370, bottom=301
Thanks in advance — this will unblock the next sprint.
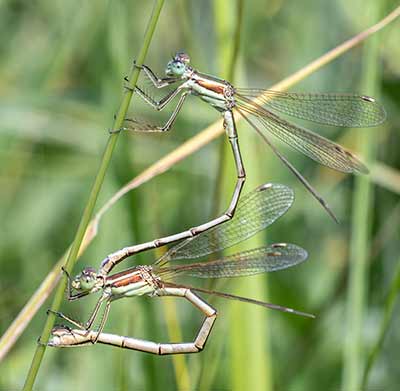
left=166, top=51, right=191, bottom=77
left=72, top=267, right=98, bottom=291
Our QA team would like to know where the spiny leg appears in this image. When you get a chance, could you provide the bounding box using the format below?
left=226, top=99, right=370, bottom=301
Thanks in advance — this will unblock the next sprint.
left=47, top=292, right=110, bottom=330
left=115, top=61, right=187, bottom=133
left=62, top=267, right=90, bottom=301
left=92, top=300, right=111, bottom=344
left=125, top=62, right=182, bottom=107
left=133, top=63, right=180, bottom=88
left=48, top=300, right=112, bottom=347
left=46, top=309, right=85, bottom=330
left=133, top=85, right=183, bottom=111
left=48, top=288, right=217, bottom=354
left=124, top=91, right=189, bottom=133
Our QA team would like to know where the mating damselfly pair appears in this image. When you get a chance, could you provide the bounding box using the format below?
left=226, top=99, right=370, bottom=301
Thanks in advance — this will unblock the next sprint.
left=47, top=183, right=312, bottom=354
left=46, top=52, right=385, bottom=354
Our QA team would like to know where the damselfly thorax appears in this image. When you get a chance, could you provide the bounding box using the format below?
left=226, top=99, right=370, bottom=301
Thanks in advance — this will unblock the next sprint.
left=185, top=71, right=236, bottom=111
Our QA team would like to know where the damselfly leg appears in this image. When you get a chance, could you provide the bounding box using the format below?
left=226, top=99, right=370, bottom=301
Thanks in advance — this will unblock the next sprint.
left=48, top=287, right=217, bottom=354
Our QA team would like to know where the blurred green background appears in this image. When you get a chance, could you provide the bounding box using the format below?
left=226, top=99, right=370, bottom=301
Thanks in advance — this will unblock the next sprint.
left=1, top=0, right=399, bottom=390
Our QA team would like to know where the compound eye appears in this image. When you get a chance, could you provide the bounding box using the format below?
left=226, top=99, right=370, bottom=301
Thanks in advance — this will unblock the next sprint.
left=174, top=52, right=190, bottom=64
left=82, top=267, right=96, bottom=277
left=74, top=267, right=97, bottom=290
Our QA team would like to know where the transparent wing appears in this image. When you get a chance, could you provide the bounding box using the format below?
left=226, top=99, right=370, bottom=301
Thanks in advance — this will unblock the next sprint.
left=235, top=89, right=386, bottom=127
left=155, top=183, right=294, bottom=265
left=236, top=94, right=368, bottom=174
left=160, top=243, right=307, bottom=279
left=123, top=117, right=162, bottom=132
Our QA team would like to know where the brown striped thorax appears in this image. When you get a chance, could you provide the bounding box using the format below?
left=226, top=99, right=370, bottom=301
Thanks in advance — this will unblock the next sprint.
left=70, top=265, right=159, bottom=297
left=165, top=52, right=236, bottom=111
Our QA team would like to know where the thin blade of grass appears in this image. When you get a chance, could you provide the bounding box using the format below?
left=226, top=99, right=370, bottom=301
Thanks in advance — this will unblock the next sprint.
left=154, top=233, right=191, bottom=388
left=342, top=1, right=382, bottom=389
left=21, top=1, right=165, bottom=389
left=361, top=258, right=400, bottom=388
left=212, top=1, right=272, bottom=390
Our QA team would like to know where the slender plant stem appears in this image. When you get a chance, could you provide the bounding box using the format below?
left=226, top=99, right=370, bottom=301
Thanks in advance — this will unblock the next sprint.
left=200, top=2, right=249, bottom=391
left=22, top=1, right=165, bottom=389
left=222, top=3, right=272, bottom=390
left=1, top=4, right=399, bottom=365
left=212, top=2, right=272, bottom=391
left=153, top=222, right=190, bottom=389
left=162, top=291, right=191, bottom=389
left=228, top=0, right=244, bottom=82
left=361, top=258, right=400, bottom=388
left=342, top=1, right=382, bottom=389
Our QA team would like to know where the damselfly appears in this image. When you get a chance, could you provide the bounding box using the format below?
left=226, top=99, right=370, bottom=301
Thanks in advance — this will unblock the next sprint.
left=121, top=52, right=386, bottom=222
left=46, top=183, right=312, bottom=355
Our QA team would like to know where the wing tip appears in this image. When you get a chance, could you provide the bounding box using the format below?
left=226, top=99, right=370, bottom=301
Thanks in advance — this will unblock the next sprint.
left=257, top=182, right=295, bottom=198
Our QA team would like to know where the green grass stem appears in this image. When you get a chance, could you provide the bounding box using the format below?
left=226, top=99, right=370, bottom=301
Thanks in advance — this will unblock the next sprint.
left=22, top=1, right=165, bottom=389
left=213, top=2, right=272, bottom=390
left=361, top=258, right=400, bottom=388
left=342, top=1, right=382, bottom=389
